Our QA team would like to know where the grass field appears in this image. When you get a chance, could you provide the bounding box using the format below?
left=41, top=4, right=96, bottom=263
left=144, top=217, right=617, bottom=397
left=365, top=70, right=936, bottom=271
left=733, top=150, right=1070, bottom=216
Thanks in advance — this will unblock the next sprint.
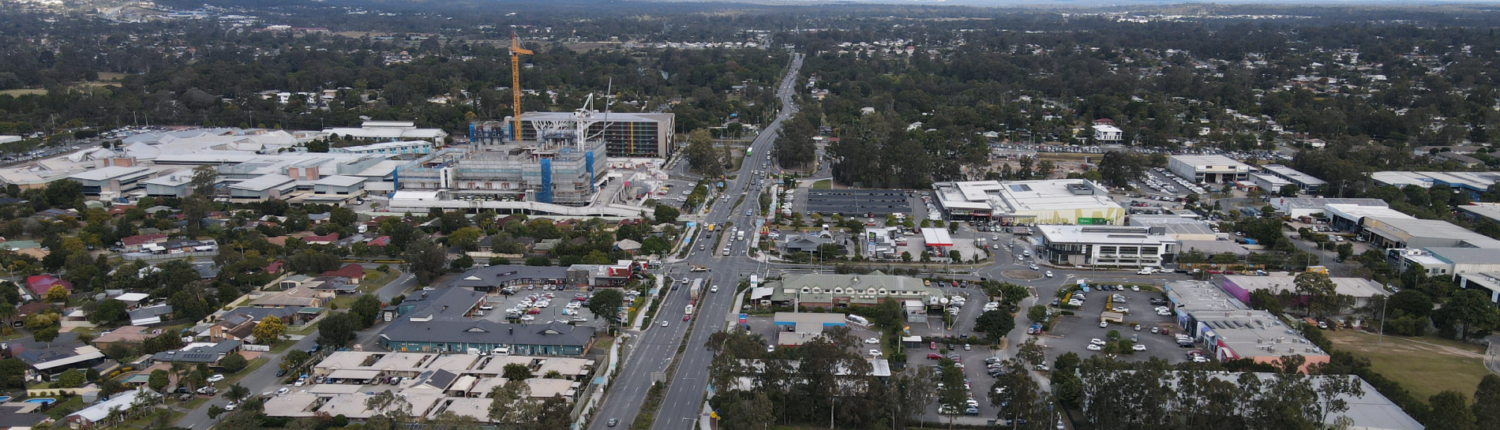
left=1324, top=329, right=1489, bottom=401
left=812, top=179, right=831, bottom=189
left=0, top=88, right=46, bottom=97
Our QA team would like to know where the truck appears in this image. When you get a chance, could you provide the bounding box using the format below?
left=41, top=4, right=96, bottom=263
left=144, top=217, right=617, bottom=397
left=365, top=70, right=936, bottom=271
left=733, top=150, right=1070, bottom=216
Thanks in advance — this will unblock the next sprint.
left=737, top=230, right=745, bottom=241
left=1137, top=267, right=1156, bottom=275
left=690, top=265, right=708, bottom=272
left=689, top=279, right=703, bottom=301
left=685, top=304, right=695, bottom=315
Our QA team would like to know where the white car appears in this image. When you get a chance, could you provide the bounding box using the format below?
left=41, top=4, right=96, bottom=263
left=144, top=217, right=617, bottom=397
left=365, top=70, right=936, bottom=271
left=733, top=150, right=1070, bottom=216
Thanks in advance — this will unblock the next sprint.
left=1090, top=338, right=1106, bottom=346
left=661, top=321, right=669, bottom=327
left=277, top=387, right=290, bottom=395
left=207, top=374, right=225, bottom=383
left=422, top=286, right=435, bottom=291
left=1099, top=320, right=1108, bottom=328
left=224, top=402, right=237, bottom=411
left=479, top=304, right=495, bottom=310
left=1086, top=344, right=1103, bottom=351
left=520, top=315, right=536, bottom=322
left=1045, top=271, right=1054, bottom=278
left=1192, top=356, right=1209, bottom=363
left=864, top=337, right=880, bottom=344
left=1112, top=307, right=1129, bottom=313
left=1131, top=285, right=1141, bottom=292
left=869, top=349, right=882, bottom=357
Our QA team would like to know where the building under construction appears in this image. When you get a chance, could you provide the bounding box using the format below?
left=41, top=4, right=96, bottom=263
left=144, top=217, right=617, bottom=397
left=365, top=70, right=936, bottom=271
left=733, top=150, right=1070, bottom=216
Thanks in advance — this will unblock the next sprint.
left=470, top=111, right=675, bottom=158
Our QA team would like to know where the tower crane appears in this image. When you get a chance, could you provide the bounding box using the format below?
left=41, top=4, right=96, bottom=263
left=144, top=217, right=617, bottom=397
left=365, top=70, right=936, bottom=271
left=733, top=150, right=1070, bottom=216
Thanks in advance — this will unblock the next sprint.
left=509, top=33, right=533, bottom=142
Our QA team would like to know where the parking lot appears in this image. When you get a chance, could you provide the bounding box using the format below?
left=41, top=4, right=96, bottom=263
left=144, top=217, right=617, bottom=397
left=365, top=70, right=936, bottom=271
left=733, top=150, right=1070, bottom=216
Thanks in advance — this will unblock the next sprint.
left=459, top=286, right=610, bottom=329
left=1044, top=284, right=1194, bottom=365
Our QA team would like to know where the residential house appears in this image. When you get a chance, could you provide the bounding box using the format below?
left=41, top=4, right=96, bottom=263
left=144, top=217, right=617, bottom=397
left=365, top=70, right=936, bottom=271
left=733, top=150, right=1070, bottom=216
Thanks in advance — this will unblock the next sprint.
left=320, top=264, right=366, bottom=284
left=209, top=307, right=297, bottom=343
left=7, top=333, right=107, bottom=375
left=149, top=340, right=243, bottom=366
left=26, top=274, right=72, bottom=300
left=65, top=388, right=160, bottom=429
left=92, top=326, right=156, bottom=350
left=119, top=233, right=168, bottom=252
left=252, top=286, right=329, bottom=308
left=613, top=239, right=641, bottom=255
left=304, top=233, right=339, bottom=245
left=128, top=305, right=173, bottom=326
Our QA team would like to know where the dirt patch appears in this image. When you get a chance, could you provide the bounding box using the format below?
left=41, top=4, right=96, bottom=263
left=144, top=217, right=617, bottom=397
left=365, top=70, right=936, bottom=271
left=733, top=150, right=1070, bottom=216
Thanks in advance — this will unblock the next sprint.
left=1003, top=270, right=1043, bottom=280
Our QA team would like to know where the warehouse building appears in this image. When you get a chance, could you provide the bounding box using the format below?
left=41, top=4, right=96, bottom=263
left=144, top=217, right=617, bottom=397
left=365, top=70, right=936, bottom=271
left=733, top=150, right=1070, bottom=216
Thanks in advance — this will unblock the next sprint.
left=930, top=179, right=1123, bottom=224
left=1247, top=173, right=1292, bottom=193
left=1036, top=225, right=1176, bottom=267
left=1390, top=247, right=1500, bottom=281
left=1221, top=273, right=1388, bottom=309
left=1257, top=164, right=1326, bottom=191
left=1361, top=216, right=1500, bottom=249
left=1372, top=171, right=1500, bottom=200
left=1456, top=202, right=1500, bottom=225
left=1167, top=155, right=1251, bottom=184
left=1269, top=197, right=1388, bottom=219
left=142, top=174, right=194, bottom=198
left=312, top=175, right=366, bottom=196
left=1127, top=215, right=1219, bottom=241
left=1164, top=281, right=1330, bottom=371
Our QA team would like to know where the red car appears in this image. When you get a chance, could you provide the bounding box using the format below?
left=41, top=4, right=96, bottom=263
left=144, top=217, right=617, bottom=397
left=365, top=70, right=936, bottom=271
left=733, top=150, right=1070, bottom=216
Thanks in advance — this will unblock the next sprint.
left=929, top=342, right=938, bottom=350
left=683, top=314, right=691, bottom=321
left=927, top=353, right=943, bottom=360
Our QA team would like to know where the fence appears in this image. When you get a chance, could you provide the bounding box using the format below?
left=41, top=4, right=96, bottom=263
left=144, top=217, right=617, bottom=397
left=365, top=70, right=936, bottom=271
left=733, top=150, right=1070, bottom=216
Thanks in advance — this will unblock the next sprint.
left=123, top=251, right=218, bottom=261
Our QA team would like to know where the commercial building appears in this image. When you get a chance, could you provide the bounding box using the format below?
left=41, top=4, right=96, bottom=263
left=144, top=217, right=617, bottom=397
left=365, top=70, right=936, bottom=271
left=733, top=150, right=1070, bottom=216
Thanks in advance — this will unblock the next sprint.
left=322, top=121, right=448, bottom=143
left=477, top=111, right=675, bottom=158
left=1221, top=273, right=1388, bottom=309
left=1127, top=215, right=1218, bottom=241
left=772, top=312, right=848, bottom=346
left=1390, top=247, right=1500, bottom=280
left=1035, top=225, right=1176, bottom=267
left=1167, top=155, right=1251, bottom=184
left=1269, top=197, right=1387, bottom=219
left=1247, top=173, right=1292, bottom=193
left=1164, top=281, right=1329, bottom=371
left=377, top=288, right=595, bottom=355
left=330, top=140, right=433, bottom=156
left=930, top=179, right=1123, bottom=224
left=762, top=271, right=941, bottom=309
left=1092, top=124, right=1123, bottom=143
left=1456, top=202, right=1500, bottom=225
left=442, top=140, right=609, bottom=205
left=1361, top=216, right=1500, bottom=249
left=448, top=265, right=569, bottom=292
left=1373, top=171, right=1500, bottom=200
left=1324, top=204, right=1413, bottom=232
left=1258, top=164, right=1326, bottom=191
left=68, top=166, right=157, bottom=196
left=1076, top=372, right=1420, bottom=430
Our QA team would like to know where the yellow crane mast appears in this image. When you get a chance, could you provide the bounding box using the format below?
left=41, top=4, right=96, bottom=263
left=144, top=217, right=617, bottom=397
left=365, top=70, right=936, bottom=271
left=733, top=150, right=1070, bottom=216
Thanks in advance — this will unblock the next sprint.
left=509, top=33, right=533, bottom=142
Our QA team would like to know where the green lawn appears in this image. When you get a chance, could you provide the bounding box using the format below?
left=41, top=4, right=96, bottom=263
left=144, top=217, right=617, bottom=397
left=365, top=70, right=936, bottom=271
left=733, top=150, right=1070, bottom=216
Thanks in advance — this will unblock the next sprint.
left=1325, top=329, right=1489, bottom=401
left=359, top=269, right=397, bottom=294
left=43, top=396, right=85, bottom=419
left=812, top=179, right=832, bottom=189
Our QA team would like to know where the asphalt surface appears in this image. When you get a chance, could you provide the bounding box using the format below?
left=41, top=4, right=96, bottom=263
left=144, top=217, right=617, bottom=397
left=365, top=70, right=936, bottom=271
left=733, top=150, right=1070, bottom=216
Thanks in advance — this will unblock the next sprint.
left=589, top=53, right=803, bottom=430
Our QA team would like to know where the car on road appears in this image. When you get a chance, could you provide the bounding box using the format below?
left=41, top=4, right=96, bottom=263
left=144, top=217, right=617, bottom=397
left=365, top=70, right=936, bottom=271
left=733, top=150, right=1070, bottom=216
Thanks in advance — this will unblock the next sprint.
left=224, top=402, right=237, bottom=411
left=929, top=342, right=938, bottom=350
left=1029, top=264, right=1038, bottom=270
left=1099, top=320, right=1108, bottom=328
left=683, top=314, right=691, bottom=321
left=1090, top=338, right=1106, bottom=346
left=661, top=320, right=669, bottom=327
left=1086, top=344, right=1103, bottom=351
left=927, top=353, right=943, bottom=360
left=767, top=345, right=776, bottom=353
left=868, top=349, right=882, bottom=357
left=277, top=387, right=289, bottom=395
left=607, top=418, right=619, bottom=427
left=1133, top=344, right=1147, bottom=351
left=710, top=285, right=719, bottom=293
left=1045, top=271, right=1054, bottom=278
left=864, top=337, right=880, bottom=344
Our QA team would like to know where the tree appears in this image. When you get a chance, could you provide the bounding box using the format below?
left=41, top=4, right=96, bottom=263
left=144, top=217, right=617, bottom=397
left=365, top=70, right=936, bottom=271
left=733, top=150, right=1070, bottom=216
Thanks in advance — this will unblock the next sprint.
left=653, top=203, right=680, bottom=224
left=973, top=310, right=1015, bottom=345
left=402, top=241, right=448, bottom=285
left=281, top=350, right=310, bottom=372
left=502, top=363, right=533, bottom=381
left=148, top=369, right=170, bottom=392
left=191, top=164, right=219, bottom=197
left=1026, top=305, right=1048, bottom=325
left=45, top=285, right=69, bottom=303
left=1389, top=289, right=1434, bottom=317
left=1279, top=184, right=1300, bottom=197
left=488, top=379, right=539, bottom=425
left=1248, top=289, right=1285, bottom=315
left=586, top=289, right=624, bottom=327
left=32, top=326, right=58, bottom=343
left=1474, top=374, right=1500, bottom=429
left=316, top=313, right=357, bottom=348
left=90, top=298, right=127, bottom=324
left=1434, top=289, right=1500, bottom=341
left=937, top=361, right=967, bottom=424
left=351, top=295, right=383, bottom=329
left=448, top=227, right=483, bottom=252
left=252, top=316, right=286, bottom=345
left=1427, top=391, right=1479, bottom=430
left=220, top=353, right=249, bottom=373
left=684, top=128, right=724, bottom=178
left=1098, top=151, right=1147, bottom=187
left=1294, top=272, right=1338, bottom=318
left=55, top=369, right=86, bottom=388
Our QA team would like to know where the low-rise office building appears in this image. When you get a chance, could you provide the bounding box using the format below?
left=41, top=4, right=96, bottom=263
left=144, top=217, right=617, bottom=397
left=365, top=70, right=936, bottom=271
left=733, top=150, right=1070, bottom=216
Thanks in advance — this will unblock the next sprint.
left=1036, top=225, right=1176, bottom=267
left=228, top=173, right=297, bottom=200
left=1269, top=197, right=1387, bottom=219
left=68, top=166, right=156, bottom=196
left=1127, top=215, right=1218, bottom=241
left=449, top=265, right=569, bottom=292
left=1164, top=281, right=1328, bottom=371
left=1258, top=164, right=1327, bottom=191
left=1168, top=155, right=1250, bottom=184
left=312, top=175, right=366, bottom=195
left=1361, top=216, right=1500, bottom=249
left=142, top=174, right=194, bottom=198
left=1248, top=173, right=1292, bottom=193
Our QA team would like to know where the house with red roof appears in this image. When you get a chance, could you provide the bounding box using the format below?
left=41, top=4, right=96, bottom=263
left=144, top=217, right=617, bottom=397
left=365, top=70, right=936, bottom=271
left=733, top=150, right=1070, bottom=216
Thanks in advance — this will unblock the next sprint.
left=319, top=264, right=366, bottom=284
left=264, top=260, right=285, bottom=274
left=303, top=232, right=339, bottom=245
left=367, top=236, right=391, bottom=247
left=119, top=234, right=168, bottom=252
left=26, top=274, right=72, bottom=299
left=265, top=236, right=289, bottom=246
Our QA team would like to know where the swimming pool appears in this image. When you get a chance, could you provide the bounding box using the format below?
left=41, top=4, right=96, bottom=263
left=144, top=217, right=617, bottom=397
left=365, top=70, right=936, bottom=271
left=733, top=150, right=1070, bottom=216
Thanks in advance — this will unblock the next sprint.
left=0, top=396, right=10, bottom=402
left=24, top=398, right=54, bottom=405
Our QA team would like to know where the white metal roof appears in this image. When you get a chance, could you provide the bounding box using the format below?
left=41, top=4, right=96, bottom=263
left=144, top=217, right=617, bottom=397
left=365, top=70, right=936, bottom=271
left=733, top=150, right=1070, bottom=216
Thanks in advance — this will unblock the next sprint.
left=313, top=175, right=366, bottom=187
left=68, top=166, right=151, bottom=182
left=229, top=173, right=295, bottom=191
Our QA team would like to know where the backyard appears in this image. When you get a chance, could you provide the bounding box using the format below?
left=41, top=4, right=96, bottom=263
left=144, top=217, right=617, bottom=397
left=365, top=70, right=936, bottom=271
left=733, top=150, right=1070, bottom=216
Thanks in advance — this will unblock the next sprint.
left=1324, top=329, right=1490, bottom=401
